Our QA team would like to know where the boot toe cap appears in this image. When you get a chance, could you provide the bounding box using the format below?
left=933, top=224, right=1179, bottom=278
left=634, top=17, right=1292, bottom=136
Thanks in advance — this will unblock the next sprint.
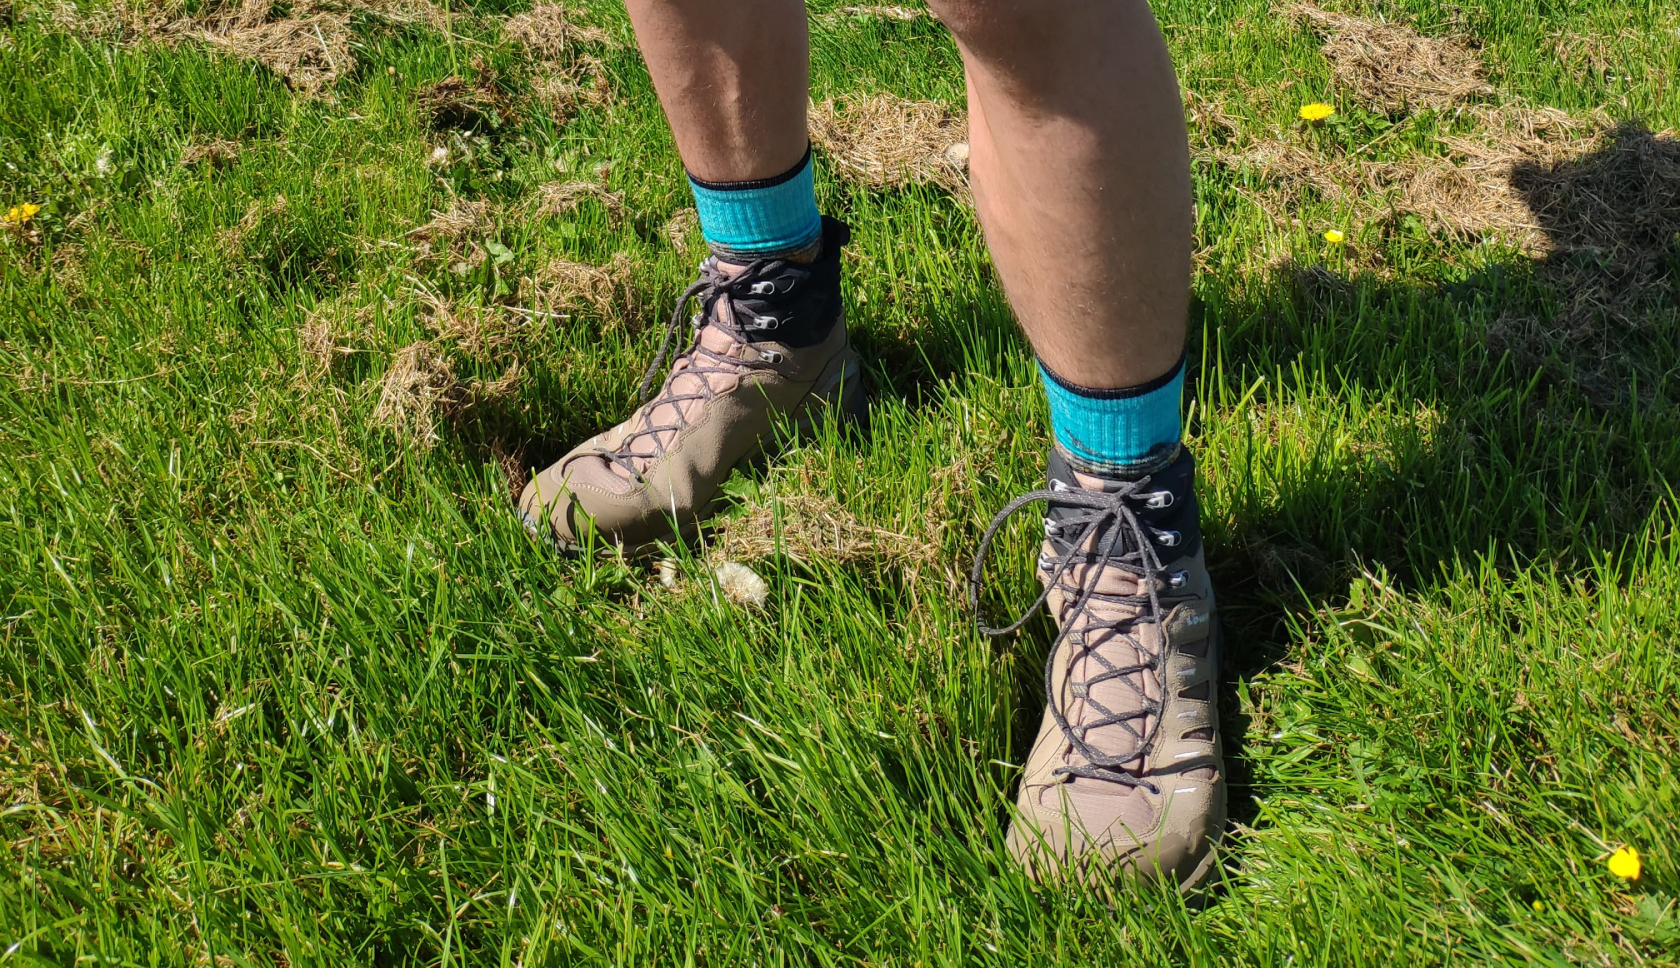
left=1007, top=781, right=1221, bottom=892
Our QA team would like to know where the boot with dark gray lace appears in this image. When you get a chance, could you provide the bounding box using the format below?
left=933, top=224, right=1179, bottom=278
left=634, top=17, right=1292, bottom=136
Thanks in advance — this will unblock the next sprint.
left=972, top=444, right=1224, bottom=895
left=520, top=216, right=864, bottom=552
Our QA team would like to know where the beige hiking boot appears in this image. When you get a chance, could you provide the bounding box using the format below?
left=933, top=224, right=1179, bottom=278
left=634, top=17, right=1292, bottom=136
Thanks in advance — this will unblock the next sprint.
left=520, top=217, right=864, bottom=552
left=972, top=445, right=1224, bottom=895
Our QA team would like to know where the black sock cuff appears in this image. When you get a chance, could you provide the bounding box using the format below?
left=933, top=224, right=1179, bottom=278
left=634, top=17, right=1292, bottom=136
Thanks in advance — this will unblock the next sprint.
left=686, top=145, right=814, bottom=193
left=1037, top=351, right=1187, bottom=400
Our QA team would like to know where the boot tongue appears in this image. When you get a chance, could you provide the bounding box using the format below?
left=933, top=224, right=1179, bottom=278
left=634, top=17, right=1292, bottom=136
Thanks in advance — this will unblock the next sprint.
left=696, top=324, right=738, bottom=354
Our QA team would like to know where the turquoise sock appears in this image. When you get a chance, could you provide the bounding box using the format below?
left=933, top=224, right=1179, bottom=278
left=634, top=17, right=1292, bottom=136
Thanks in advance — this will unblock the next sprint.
left=688, top=147, right=822, bottom=261
left=1038, top=356, right=1185, bottom=475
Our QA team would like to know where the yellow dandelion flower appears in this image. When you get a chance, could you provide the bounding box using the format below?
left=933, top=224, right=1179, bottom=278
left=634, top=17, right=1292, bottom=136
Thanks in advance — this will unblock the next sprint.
left=1531, top=899, right=1544, bottom=912
left=1324, top=229, right=1346, bottom=244
left=1608, top=846, right=1641, bottom=881
left=3, top=202, right=42, bottom=225
left=1299, top=102, right=1336, bottom=122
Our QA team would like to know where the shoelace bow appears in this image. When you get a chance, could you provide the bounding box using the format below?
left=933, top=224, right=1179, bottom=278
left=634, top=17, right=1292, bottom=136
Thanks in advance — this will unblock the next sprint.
left=600, top=256, right=793, bottom=482
left=970, top=477, right=1179, bottom=793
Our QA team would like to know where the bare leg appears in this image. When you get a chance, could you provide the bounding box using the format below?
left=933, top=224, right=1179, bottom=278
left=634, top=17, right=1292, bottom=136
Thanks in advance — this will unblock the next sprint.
left=622, top=0, right=810, bottom=182
left=931, top=0, right=1192, bottom=389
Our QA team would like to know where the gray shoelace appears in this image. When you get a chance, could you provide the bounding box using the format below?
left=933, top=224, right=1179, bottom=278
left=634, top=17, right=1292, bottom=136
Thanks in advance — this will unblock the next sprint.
left=599, top=257, right=791, bottom=483
left=970, top=477, right=1180, bottom=793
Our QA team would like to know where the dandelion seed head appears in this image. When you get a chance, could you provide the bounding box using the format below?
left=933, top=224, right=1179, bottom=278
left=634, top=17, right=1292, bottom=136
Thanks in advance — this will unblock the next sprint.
left=715, top=561, right=769, bottom=607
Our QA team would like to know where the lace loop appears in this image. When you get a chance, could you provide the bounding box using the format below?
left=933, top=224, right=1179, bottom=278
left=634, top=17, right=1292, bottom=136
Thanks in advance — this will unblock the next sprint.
left=595, top=256, right=793, bottom=483
left=970, top=474, right=1173, bottom=792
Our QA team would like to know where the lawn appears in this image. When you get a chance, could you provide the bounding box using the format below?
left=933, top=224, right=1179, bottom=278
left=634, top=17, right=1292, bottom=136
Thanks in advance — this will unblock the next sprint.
left=2, top=0, right=1678, bottom=964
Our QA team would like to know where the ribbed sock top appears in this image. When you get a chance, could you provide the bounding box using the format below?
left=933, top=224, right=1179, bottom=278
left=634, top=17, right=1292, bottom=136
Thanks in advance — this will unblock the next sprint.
left=687, top=147, right=824, bottom=262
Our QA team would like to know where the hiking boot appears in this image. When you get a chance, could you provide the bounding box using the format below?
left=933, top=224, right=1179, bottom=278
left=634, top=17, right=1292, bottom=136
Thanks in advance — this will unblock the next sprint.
left=520, top=216, right=865, bottom=553
left=972, top=445, right=1224, bottom=895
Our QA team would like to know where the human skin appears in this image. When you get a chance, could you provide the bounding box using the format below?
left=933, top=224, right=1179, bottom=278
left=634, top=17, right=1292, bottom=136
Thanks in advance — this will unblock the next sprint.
left=621, top=0, right=1191, bottom=389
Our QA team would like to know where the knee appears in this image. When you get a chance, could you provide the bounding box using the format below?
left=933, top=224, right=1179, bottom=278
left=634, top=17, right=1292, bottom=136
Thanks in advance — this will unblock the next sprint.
left=926, top=0, right=1143, bottom=43
left=923, top=0, right=1008, bottom=38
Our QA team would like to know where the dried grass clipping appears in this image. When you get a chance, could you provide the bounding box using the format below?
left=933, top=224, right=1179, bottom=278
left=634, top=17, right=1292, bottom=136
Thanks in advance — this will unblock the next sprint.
left=711, top=494, right=937, bottom=569
left=406, top=198, right=494, bottom=270
left=1287, top=3, right=1493, bottom=115
left=531, top=63, right=614, bottom=122
left=418, top=291, right=522, bottom=363
left=216, top=192, right=289, bottom=256
left=1200, top=100, right=1629, bottom=256
left=534, top=252, right=636, bottom=325
left=502, top=2, right=611, bottom=59
left=180, top=139, right=242, bottom=168
left=809, top=94, right=969, bottom=192
left=528, top=180, right=625, bottom=220
left=820, top=5, right=929, bottom=24
left=408, top=198, right=494, bottom=244
left=416, top=70, right=516, bottom=130
left=372, top=341, right=464, bottom=447
left=662, top=207, right=702, bottom=254
left=296, top=306, right=359, bottom=374
left=188, top=1, right=354, bottom=98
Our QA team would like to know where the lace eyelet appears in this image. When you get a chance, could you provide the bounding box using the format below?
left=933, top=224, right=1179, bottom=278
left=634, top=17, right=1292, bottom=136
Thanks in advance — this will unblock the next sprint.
left=750, top=281, right=776, bottom=295
left=1168, top=569, right=1189, bottom=588
left=1153, top=529, right=1182, bottom=548
left=759, top=350, right=783, bottom=364
left=1143, top=490, right=1174, bottom=509
left=754, top=314, right=781, bottom=330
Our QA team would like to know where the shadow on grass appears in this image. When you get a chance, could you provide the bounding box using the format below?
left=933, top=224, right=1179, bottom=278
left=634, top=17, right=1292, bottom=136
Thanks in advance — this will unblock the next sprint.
left=903, top=124, right=1680, bottom=851
left=1204, top=123, right=1680, bottom=836
left=453, top=123, right=1679, bottom=864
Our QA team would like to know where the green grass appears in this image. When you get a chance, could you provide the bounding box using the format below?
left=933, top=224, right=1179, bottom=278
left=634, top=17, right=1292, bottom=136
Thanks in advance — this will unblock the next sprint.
left=3, top=0, right=1679, bottom=964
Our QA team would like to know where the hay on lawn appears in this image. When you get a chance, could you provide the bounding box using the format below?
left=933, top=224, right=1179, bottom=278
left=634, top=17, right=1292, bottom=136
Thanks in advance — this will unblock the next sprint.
left=372, top=341, right=464, bottom=447
left=416, top=70, right=516, bottom=131
left=216, top=192, right=289, bottom=256
left=528, top=180, right=625, bottom=220
left=1287, top=3, right=1494, bottom=114
left=809, top=93, right=968, bottom=192
left=821, top=5, right=928, bottom=23
left=406, top=198, right=495, bottom=271
left=419, top=292, right=521, bottom=363
left=662, top=207, right=702, bottom=254
left=407, top=198, right=493, bottom=244
left=180, top=139, right=242, bottom=167
left=501, top=2, right=611, bottom=60
left=711, top=493, right=938, bottom=569
left=1200, top=99, right=1636, bottom=256
left=188, top=1, right=353, bottom=98
left=534, top=252, right=636, bottom=325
